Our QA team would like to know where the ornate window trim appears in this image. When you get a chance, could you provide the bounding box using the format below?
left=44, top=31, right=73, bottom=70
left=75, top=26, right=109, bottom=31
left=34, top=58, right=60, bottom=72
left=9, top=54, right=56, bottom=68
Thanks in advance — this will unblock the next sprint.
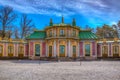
left=60, top=29, right=65, bottom=36
left=113, top=46, right=119, bottom=54
left=102, top=45, right=108, bottom=54
left=8, top=46, right=14, bottom=54
left=35, top=44, right=40, bottom=56
left=18, top=46, right=24, bottom=54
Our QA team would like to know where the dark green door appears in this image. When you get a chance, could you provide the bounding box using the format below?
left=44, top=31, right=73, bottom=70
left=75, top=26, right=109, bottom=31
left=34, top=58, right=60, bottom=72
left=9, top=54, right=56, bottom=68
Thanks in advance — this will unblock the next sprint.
left=85, top=44, right=90, bottom=56
left=35, top=44, right=40, bottom=56
left=59, top=45, right=65, bottom=57
left=73, top=46, right=76, bottom=57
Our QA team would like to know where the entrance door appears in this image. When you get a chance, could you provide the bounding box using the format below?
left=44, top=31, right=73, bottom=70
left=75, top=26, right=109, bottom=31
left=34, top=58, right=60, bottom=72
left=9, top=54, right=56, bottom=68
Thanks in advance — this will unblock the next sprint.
left=35, top=44, right=40, bottom=56
left=59, top=45, right=65, bottom=57
left=102, top=46, right=108, bottom=57
left=85, top=44, right=90, bottom=56
left=73, top=46, right=76, bottom=57
left=113, top=46, right=119, bottom=57
left=49, top=46, right=52, bottom=57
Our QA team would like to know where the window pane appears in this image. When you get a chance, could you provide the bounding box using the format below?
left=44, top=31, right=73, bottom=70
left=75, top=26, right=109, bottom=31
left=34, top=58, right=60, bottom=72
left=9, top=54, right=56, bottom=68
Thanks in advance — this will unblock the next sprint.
left=73, top=46, right=76, bottom=53
left=113, top=46, right=119, bottom=54
left=73, top=30, right=76, bottom=36
left=85, top=44, right=90, bottom=56
left=60, top=29, right=64, bottom=35
left=35, top=44, right=40, bottom=56
left=60, top=45, right=65, bottom=54
left=49, top=46, right=52, bottom=53
left=49, top=30, right=52, bottom=37
left=8, top=46, right=13, bottom=54
left=19, top=46, right=24, bottom=54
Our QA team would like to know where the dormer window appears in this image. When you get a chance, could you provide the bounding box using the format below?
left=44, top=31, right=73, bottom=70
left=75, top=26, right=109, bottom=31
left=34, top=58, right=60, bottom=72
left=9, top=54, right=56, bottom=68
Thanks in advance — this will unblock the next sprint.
left=49, top=30, right=52, bottom=37
left=73, top=30, right=76, bottom=37
left=60, top=29, right=65, bottom=36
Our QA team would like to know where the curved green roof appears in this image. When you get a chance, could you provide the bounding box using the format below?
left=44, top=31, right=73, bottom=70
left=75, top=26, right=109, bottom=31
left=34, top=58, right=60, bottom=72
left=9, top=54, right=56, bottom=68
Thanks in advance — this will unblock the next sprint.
left=26, top=31, right=46, bottom=39
left=79, top=30, right=98, bottom=40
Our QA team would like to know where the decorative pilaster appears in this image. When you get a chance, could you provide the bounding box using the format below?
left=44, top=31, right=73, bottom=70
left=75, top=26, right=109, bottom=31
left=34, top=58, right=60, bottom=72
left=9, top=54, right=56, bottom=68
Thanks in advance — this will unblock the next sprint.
left=77, top=41, right=80, bottom=57
left=68, top=40, right=70, bottom=57
left=109, top=43, right=112, bottom=57
left=54, top=40, right=56, bottom=57
left=57, top=40, right=59, bottom=57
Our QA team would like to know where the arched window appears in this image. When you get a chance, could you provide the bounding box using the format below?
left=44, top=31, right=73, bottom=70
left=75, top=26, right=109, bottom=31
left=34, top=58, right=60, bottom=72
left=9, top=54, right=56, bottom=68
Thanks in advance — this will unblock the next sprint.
left=113, top=46, right=119, bottom=54
left=49, top=46, right=52, bottom=57
left=8, top=46, right=14, bottom=54
left=102, top=46, right=108, bottom=54
left=60, top=29, right=64, bottom=36
left=18, top=46, right=24, bottom=54
left=73, top=46, right=76, bottom=54
left=49, top=30, right=52, bottom=37
left=35, top=44, right=40, bottom=56
left=73, top=30, right=76, bottom=37
left=73, top=46, right=76, bottom=57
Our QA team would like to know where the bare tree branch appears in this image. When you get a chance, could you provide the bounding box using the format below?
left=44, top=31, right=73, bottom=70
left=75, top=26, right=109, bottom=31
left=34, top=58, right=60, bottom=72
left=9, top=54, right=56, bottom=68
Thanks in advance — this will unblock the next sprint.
left=17, top=14, right=35, bottom=39
left=0, top=6, right=17, bottom=38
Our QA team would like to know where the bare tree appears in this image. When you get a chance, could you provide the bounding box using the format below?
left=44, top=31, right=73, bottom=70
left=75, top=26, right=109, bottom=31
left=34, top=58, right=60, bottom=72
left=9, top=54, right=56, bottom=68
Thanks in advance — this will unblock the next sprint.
left=96, top=24, right=117, bottom=38
left=14, top=27, right=19, bottom=39
left=112, top=21, right=120, bottom=38
left=19, top=14, right=35, bottom=39
left=0, top=6, right=17, bottom=38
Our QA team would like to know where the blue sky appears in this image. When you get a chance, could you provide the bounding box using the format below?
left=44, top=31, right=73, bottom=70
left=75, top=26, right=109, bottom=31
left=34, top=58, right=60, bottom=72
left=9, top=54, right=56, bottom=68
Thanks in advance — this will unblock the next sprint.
left=0, top=0, right=120, bottom=30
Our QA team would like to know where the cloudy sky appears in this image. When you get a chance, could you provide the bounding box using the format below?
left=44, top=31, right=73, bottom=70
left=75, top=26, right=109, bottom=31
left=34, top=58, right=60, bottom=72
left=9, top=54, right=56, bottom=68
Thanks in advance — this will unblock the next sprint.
left=0, top=0, right=120, bottom=29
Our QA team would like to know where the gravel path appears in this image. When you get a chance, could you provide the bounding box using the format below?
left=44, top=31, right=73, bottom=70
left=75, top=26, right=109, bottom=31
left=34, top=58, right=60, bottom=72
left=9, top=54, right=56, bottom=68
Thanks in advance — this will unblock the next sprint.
left=0, top=60, right=120, bottom=80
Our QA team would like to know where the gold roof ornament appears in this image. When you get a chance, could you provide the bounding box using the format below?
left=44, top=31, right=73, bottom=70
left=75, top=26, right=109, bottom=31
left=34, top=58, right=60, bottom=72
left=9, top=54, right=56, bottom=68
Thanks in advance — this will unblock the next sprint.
left=103, top=38, right=106, bottom=43
left=20, top=39, right=24, bottom=43
left=114, top=38, right=118, bottom=42
left=9, top=38, right=12, bottom=42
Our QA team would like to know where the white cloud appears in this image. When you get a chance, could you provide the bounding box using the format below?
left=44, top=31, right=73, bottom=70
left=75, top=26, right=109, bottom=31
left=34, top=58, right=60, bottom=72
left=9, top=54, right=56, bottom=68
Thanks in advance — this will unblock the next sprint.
left=0, top=0, right=120, bottom=20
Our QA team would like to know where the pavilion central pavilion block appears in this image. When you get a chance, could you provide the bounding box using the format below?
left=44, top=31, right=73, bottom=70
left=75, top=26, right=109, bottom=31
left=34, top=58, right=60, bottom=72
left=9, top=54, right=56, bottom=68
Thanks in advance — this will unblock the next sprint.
left=26, top=17, right=98, bottom=59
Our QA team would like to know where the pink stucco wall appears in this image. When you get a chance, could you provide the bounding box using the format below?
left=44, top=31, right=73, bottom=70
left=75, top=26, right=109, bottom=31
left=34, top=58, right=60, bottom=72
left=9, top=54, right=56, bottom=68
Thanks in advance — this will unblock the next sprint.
left=97, top=44, right=101, bottom=57
left=79, top=42, right=83, bottom=57
left=42, top=42, right=46, bottom=56
left=25, top=44, right=29, bottom=56
left=92, top=42, right=96, bottom=56
left=30, top=42, right=34, bottom=56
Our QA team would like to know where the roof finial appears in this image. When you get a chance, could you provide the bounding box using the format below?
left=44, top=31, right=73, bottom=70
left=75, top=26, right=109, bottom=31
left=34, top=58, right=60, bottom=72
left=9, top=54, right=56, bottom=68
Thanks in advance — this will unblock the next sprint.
left=49, top=18, right=53, bottom=26
left=72, top=18, right=76, bottom=26
left=61, top=4, right=64, bottom=24
left=62, top=16, right=64, bottom=23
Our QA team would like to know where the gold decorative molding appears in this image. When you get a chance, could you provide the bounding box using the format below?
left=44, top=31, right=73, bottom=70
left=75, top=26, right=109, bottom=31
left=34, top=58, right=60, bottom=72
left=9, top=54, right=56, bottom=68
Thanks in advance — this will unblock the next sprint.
left=48, top=40, right=53, bottom=45
left=85, top=41, right=90, bottom=44
left=8, top=43, right=13, bottom=46
left=114, top=38, right=118, bottom=42
left=9, top=38, right=12, bottom=42
left=20, top=39, right=24, bottom=43
left=59, top=40, right=66, bottom=45
left=103, top=38, right=106, bottom=43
